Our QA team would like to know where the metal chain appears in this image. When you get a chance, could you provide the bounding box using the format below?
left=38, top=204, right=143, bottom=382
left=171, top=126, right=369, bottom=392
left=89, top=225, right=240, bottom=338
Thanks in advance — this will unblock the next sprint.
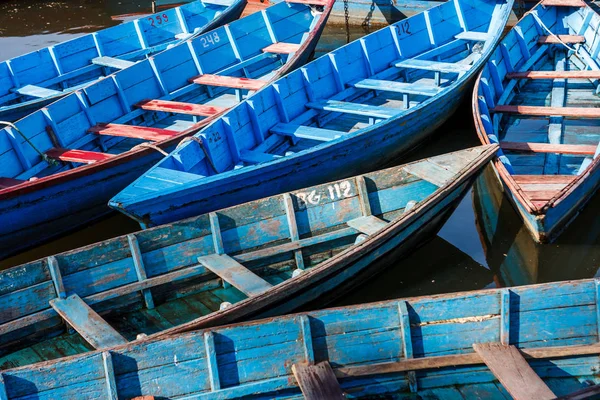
left=344, top=0, right=350, bottom=43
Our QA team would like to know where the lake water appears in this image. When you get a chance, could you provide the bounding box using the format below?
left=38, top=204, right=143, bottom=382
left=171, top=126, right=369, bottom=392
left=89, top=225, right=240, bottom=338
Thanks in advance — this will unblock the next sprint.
left=1, top=0, right=599, bottom=307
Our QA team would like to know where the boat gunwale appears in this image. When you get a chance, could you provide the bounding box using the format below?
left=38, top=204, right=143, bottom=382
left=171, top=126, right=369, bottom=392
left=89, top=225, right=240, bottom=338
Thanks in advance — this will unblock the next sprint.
left=0, top=0, right=335, bottom=200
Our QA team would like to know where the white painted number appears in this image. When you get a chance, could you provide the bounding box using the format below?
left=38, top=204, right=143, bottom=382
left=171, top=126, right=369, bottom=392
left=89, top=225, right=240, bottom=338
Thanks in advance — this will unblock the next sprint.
left=296, top=180, right=353, bottom=206
left=200, top=32, right=221, bottom=48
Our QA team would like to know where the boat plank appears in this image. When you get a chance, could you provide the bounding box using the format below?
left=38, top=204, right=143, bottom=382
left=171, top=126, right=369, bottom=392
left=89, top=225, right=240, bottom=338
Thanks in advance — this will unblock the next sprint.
left=351, top=79, right=442, bottom=96
left=89, top=123, right=179, bottom=142
left=473, top=343, right=555, bottom=400
left=512, top=175, right=575, bottom=184
left=538, top=35, right=585, bottom=44
left=492, top=105, right=600, bottom=118
left=394, top=59, right=471, bottom=73
left=263, top=42, right=301, bottom=54
left=45, top=148, right=115, bottom=164
left=404, top=160, right=455, bottom=186
left=191, top=75, right=268, bottom=91
left=197, top=254, right=272, bottom=297
left=292, top=361, right=344, bottom=400
left=49, top=294, right=127, bottom=349
left=92, top=56, right=135, bottom=70
left=270, top=123, right=343, bottom=142
left=347, top=215, right=387, bottom=235
left=306, top=100, right=399, bottom=119
left=541, top=0, right=585, bottom=5
left=137, top=100, right=227, bottom=117
left=14, top=85, right=62, bottom=99
left=500, top=142, right=597, bottom=155
left=506, top=71, right=600, bottom=79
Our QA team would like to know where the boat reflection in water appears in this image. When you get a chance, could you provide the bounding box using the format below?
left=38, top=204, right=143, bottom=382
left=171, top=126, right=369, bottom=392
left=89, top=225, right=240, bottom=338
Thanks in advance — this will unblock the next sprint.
left=473, top=164, right=600, bottom=287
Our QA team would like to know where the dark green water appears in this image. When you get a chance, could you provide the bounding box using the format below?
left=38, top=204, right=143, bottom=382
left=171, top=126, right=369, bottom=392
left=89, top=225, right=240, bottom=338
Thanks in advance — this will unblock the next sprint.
left=1, top=1, right=599, bottom=306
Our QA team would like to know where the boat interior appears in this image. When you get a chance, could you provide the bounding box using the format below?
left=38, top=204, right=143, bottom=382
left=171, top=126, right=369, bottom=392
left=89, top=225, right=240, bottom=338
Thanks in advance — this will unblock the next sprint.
left=0, top=148, right=483, bottom=369
left=0, top=0, right=323, bottom=192
left=0, top=0, right=236, bottom=116
left=476, top=2, right=600, bottom=210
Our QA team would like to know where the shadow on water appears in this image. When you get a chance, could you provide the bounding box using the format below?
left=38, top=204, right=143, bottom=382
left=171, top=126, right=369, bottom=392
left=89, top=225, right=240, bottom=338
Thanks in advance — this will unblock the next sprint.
left=1, top=1, right=600, bottom=303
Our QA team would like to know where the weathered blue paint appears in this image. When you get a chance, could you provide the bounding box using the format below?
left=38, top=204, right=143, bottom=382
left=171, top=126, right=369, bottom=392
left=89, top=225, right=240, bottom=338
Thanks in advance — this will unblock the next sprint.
left=0, top=0, right=333, bottom=260
left=0, top=0, right=246, bottom=122
left=1, top=276, right=599, bottom=398
left=473, top=1, right=600, bottom=243
left=0, top=145, right=496, bottom=370
left=110, top=0, right=514, bottom=227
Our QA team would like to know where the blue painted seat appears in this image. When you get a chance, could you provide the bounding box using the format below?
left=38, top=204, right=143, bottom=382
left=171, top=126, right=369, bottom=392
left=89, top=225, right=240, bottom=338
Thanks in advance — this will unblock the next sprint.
left=270, top=123, right=344, bottom=141
left=350, top=79, right=442, bottom=96
left=306, top=100, right=401, bottom=119
left=394, top=59, right=472, bottom=74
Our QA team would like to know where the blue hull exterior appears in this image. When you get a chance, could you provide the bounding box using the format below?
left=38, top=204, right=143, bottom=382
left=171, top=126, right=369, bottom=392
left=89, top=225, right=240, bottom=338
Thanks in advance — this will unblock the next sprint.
left=111, top=0, right=514, bottom=227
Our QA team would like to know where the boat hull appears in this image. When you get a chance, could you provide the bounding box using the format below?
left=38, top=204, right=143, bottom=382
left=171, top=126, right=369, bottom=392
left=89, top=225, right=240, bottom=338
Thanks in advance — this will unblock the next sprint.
left=112, top=80, right=470, bottom=227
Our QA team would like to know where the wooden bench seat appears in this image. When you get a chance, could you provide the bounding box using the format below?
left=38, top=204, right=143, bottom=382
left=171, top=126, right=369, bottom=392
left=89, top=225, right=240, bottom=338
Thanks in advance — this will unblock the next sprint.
left=538, top=35, right=584, bottom=44
left=89, top=123, right=179, bottom=142
left=46, top=148, right=115, bottom=164
left=541, top=0, right=585, bottom=5
left=197, top=254, right=272, bottom=297
left=270, top=123, right=343, bottom=142
left=14, top=85, right=62, bottom=99
left=0, top=177, right=25, bottom=189
left=473, top=343, right=556, bottom=400
left=50, top=294, right=127, bottom=349
left=506, top=70, right=600, bottom=79
left=263, top=42, right=301, bottom=54
left=500, top=141, right=597, bottom=155
left=455, top=31, right=489, bottom=42
left=191, top=74, right=267, bottom=91
left=293, top=362, right=344, bottom=400
left=347, top=216, right=388, bottom=235
left=306, top=100, right=400, bottom=119
left=92, top=56, right=135, bottom=70
left=286, top=0, right=329, bottom=5
left=394, top=59, right=471, bottom=74
left=351, top=79, right=442, bottom=96
left=137, top=99, right=227, bottom=117
left=492, top=105, right=600, bottom=118
left=512, top=175, right=575, bottom=184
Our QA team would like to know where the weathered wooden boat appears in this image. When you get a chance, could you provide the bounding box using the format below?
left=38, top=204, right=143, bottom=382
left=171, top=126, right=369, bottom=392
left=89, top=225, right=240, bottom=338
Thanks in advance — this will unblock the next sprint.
left=472, top=163, right=600, bottom=287
left=110, top=0, right=514, bottom=228
left=2, top=277, right=600, bottom=399
left=0, top=0, right=247, bottom=122
left=0, top=145, right=496, bottom=370
left=0, top=0, right=333, bottom=261
left=473, top=0, right=600, bottom=243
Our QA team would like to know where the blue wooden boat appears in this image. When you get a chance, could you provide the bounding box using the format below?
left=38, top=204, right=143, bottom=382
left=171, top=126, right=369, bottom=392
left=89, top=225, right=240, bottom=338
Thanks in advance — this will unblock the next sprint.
left=0, top=0, right=247, bottom=122
left=2, top=276, right=600, bottom=398
left=110, top=0, right=514, bottom=228
left=0, top=0, right=333, bottom=261
left=0, top=145, right=496, bottom=370
left=474, top=0, right=600, bottom=243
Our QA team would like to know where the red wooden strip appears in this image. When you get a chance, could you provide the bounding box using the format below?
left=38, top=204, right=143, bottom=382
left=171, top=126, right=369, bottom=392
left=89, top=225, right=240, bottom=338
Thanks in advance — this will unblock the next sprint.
left=286, top=0, right=329, bottom=5
left=263, top=42, right=302, bottom=54
left=524, top=190, right=560, bottom=201
left=45, top=148, right=115, bottom=164
left=190, top=74, right=267, bottom=91
left=493, top=105, right=600, bottom=118
left=538, top=35, right=585, bottom=44
left=507, top=70, right=600, bottom=79
left=541, top=0, right=585, bottom=6
left=512, top=175, right=575, bottom=184
left=137, top=100, right=227, bottom=117
left=89, top=123, right=179, bottom=142
left=500, top=141, right=597, bottom=155
left=0, top=177, right=25, bottom=189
